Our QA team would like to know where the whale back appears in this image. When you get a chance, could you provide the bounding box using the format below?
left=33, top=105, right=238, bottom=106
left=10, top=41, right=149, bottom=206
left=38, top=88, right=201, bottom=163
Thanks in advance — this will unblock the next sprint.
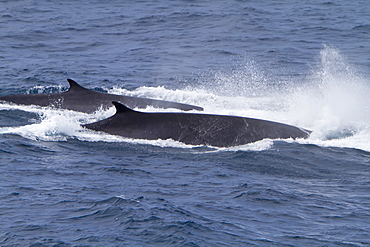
left=83, top=101, right=311, bottom=147
left=0, top=79, right=204, bottom=113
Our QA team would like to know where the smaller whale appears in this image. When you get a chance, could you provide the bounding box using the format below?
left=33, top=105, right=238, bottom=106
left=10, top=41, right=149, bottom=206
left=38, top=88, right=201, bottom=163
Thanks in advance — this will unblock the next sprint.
left=0, top=79, right=203, bottom=113
left=83, top=101, right=311, bottom=147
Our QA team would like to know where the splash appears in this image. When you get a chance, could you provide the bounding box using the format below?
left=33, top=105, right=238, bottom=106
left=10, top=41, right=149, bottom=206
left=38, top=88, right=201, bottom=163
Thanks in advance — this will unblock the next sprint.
left=287, top=45, right=370, bottom=147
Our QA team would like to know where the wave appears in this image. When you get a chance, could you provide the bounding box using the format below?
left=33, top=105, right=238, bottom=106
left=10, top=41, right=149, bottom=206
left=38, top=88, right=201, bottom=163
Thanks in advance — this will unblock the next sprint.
left=1, top=45, right=369, bottom=152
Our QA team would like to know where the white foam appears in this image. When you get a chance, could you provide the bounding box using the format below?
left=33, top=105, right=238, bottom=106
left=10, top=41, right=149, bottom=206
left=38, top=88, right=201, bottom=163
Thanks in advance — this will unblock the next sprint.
left=217, top=139, right=274, bottom=152
left=0, top=106, right=84, bottom=141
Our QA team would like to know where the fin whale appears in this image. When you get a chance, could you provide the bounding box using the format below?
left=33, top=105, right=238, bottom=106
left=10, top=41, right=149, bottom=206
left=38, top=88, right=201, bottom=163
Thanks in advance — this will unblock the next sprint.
left=83, top=101, right=311, bottom=147
left=0, top=79, right=203, bottom=113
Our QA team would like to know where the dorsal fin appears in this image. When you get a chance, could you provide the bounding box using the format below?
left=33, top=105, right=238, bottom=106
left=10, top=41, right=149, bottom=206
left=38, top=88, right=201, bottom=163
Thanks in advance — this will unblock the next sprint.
left=66, top=79, right=89, bottom=92
left=112, top=101, right=139, bottom=114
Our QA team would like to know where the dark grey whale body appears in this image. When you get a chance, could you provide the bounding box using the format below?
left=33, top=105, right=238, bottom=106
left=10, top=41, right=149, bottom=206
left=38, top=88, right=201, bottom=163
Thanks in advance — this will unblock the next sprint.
left=84, top=101, right=311, bottom=147
left=0, top=79, right=203, bottom=113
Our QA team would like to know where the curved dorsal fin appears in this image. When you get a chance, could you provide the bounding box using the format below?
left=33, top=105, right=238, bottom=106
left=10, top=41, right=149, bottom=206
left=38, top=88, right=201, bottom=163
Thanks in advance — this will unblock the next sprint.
left=112, top=101, right=139, bottom=114
left=66, top=79, right=89, bottom=92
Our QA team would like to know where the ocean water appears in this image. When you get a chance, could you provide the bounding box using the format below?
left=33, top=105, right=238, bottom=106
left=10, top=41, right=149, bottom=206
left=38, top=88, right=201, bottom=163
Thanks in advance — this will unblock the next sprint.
left=1, top=0, right=370, bottom=246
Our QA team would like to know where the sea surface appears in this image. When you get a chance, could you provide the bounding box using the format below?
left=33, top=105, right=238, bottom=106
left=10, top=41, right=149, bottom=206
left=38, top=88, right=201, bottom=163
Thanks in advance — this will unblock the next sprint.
left=1, top=0, right=370, bottom=246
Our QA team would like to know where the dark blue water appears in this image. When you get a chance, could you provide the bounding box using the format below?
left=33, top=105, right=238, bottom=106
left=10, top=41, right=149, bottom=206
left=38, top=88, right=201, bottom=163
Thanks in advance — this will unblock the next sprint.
left=1, top=1, right=370, bottom=246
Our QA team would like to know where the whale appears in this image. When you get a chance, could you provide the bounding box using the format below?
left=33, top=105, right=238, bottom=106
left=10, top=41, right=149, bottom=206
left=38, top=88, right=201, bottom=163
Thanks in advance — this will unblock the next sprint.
left=83, top=101, right=311, bottom=147
left=0, top=79, right=203, bottom=113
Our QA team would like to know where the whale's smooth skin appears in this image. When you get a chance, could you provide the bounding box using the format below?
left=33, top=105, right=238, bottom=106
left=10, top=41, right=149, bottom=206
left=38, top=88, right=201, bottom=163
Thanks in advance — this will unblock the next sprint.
left=0, top=79, right=204, bottom=113
left=83, top=101, right=311, bottom=147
